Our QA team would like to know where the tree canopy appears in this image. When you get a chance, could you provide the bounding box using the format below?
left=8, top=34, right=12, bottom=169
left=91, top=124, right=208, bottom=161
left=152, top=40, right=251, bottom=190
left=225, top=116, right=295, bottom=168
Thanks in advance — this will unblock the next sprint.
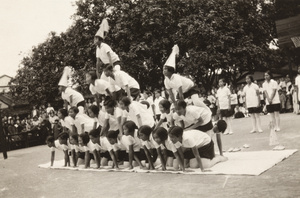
left=11, top=0, right=282, bottom=105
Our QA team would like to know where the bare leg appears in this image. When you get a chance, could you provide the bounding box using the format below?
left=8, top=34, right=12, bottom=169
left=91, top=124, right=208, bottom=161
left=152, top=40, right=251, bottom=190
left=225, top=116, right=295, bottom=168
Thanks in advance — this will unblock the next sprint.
left=250, top=113, right=257, bottom=132
left=227, top=117, right=233, bottom=134
left=191, top=94, right=210, bottom=111
left=274, top=111, right=280, bottom=131
left=255, top=113, right=263, bottom=132
left=189, top=155, right=228, bottom=169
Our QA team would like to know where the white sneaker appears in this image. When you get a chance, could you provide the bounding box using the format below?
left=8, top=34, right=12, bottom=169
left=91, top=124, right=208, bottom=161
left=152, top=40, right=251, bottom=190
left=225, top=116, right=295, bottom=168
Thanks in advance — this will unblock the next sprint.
left=275, top=128, right=281, bottom=132
left=224, top=131, right=230, bottom=135
left=229, top=131, right=234, bottom=135
left=250, top=130, right=256, bottom=134
left=258, top=129, right=263, bottom=133
left=273, top=145, right=285, bottom=150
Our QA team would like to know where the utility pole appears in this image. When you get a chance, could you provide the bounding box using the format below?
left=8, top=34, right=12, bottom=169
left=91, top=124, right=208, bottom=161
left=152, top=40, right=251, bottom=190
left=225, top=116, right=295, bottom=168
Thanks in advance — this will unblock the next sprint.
left=0, top=103, right=8, bottom=159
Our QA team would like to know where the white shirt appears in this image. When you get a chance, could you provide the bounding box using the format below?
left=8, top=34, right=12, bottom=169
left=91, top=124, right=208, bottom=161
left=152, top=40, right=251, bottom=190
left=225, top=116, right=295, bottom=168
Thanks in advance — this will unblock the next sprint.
left=173, top=106, right=212, bottom=128
left=104, top=107, right=123, bottom=131
left=99, top=137, right=113, bottom=152
left=112, top=139, right=127, bottom=151
left=237, top=90, right=245, bottom=104
left=262, top=79, right=280, bottom=105
left=216, top=86, right=231, bottom=110
left=156, top=137, right=177, bottom=153
left=141, top=134, right=158, bottom=150
left=74, top=114, right=98, bottom=134
left=61, top=87, right=84, bottom=106
left=295, top=75, right=300, bottom=101
left=89, top=79, right=112, bottom=95
left=110, top=70, right=140, bottom=90
left=173, top=130, right=211, bottom=149
left=96, top=43, right=120, bottom=64
left=160, top=111, right=174, bottom=129
left=154, top=96, right=164, bottom=115
left=119, top=132, right=142, bottom=152
left=164, top=74, right=194, bottom=93
left=123, top=101, right=155, bottom=127
left=230, top=94, right=238, bottom=105
left=60, top=116, right=74, bottom=132
left=243, top=83, right=260, bottom=108
left=51, top=140, right=69, bottom=151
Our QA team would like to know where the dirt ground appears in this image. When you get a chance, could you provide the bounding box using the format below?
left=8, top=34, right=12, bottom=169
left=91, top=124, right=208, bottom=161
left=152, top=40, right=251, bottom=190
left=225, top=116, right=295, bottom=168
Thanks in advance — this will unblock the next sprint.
left=1, top=113, right=300, bottom=198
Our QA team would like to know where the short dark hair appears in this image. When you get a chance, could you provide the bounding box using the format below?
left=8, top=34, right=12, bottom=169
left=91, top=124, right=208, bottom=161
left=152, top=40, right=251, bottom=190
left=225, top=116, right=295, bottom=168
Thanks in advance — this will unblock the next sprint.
left=175, top=100, right=187, bottom=109
left=89, top=129, right=100, bottom=138
left=46, top=136, right=54, bottom=143
left=58, top=132, right=69, bottom=140
left=168, top=126, right=183, bottom=138
left=265, top=70, right=273, bottom=78
left=69, top=106, right=79, bottom=114
left=106, top=130, right=119, bottom=139
left=123, top=121, right=137, bottom=133
left=216, top=120, right=227, bottom=133
left=70, top=133, right=78, bottom=142
left=58, top=109, right=68, bottom=117
left=87, top=70, right=98, bottom=81
left=120, top=96, right=131, bottom=106
left=159, top=99, right=171, bottom=110
left=246, top=75, right=254, bottom=82
left=104, top=65, right=114, bottom=72
left=79, top=132, right=90, bottom=145
left=164, top=65, right=175, bottom=74
left=152, top=127, right=168, bottom=142
left=104, top=99, right=117, bottom=108
left=88, top=105, right=99, bottom=116
left=138, top=125, right=152, bottom=137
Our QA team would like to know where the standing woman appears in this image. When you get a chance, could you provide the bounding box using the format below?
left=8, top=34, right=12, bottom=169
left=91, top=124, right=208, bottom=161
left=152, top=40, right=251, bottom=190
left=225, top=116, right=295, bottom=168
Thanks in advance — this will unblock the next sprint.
left=263, top=71, right=281, bottom=131
left=243, top=75, right=263, bottom=133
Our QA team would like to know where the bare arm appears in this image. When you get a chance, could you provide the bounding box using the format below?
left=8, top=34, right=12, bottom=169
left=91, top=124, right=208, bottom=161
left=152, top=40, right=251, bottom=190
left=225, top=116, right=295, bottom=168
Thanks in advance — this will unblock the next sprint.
left=143, top=145, right=154, bottom=170
left=157, top=147, right=166, bottom=170
left=174, top=149, right=185, bottom=171
left=136, top=114, right=143, bottom=128
left=191, top=146, right=204, bottom=171
left=216, top=133, right=223, bottom=156
left=178, top=86, right=184, bottom=100
left=109, top=150, right=119, bottom=169
left=63, top=150, right=70, bottom=167
left=125, top=85, right=131, bottom=99
left=84, top=151, right=90, bottom=168
left=167, top=89, right=176, bottom=104
left=184, top=118, right=203, bottom=130
left=50, top=151, right=55, bottom=166
left=107, top=52, right=113, bottom=66
left=96, top=58, right=102, bottom=78
left=100, top=119, right=109, bottom=137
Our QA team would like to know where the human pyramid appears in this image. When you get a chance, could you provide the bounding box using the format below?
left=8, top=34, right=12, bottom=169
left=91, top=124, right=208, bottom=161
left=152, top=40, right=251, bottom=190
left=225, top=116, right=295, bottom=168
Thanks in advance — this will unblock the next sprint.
left=46, top=18, right=235, bottom=172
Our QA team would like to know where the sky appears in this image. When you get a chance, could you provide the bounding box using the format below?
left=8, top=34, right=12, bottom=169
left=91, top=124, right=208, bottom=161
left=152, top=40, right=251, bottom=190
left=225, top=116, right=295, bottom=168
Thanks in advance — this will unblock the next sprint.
left=0, top=0, right=77, bottom=77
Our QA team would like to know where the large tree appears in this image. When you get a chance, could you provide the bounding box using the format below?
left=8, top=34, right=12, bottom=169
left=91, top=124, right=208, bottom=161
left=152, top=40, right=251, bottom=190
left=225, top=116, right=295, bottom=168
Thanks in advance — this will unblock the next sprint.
left=12, top=0, right=281, bottom=105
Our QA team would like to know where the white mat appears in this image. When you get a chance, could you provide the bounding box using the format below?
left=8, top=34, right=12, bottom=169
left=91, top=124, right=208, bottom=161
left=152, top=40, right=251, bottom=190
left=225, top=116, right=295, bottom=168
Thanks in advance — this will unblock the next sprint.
left=38, top=149, right=297, bottom=176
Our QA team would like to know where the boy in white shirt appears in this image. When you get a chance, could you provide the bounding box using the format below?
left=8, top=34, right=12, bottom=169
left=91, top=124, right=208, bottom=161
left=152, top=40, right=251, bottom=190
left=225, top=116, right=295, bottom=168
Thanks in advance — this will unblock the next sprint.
left=103, top=66, right=140, bottom=100
left=46, top=133, right=70, bottom=167
left=168, top=126, right=227, bottom=172
left=119, top=97, right=155, bottom=130
left=173, top=100, right=213, bottom=132
left=94, top=28, right=121, bottom=78
left=216, top=79, right=233, bottom=134
left=163, top=45, right=209, bottom=110
left=68, top=107, right=98, bottom=134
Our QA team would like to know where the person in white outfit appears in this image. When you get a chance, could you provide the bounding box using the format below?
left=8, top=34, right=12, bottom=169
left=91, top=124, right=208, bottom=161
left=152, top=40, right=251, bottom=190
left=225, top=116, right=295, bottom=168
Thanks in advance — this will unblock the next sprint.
left=243, top=75, right=263, bottom=133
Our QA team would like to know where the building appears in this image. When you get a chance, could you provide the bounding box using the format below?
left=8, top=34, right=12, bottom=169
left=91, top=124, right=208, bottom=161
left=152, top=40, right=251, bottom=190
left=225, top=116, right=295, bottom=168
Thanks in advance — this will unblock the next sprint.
left=0, top=75, right=12, bottom=93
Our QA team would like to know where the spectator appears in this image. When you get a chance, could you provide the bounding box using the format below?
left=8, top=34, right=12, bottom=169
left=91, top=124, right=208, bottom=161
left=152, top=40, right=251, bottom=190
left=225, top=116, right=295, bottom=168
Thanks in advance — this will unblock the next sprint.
left=46, top=103, right=55, bottom=115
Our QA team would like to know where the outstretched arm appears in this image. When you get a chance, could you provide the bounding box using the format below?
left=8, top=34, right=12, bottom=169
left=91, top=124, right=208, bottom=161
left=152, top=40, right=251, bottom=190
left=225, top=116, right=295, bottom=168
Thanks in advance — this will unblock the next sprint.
left=216, top=133, right=223, bottom=156
left=191, top=146, right=203, bottom=171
